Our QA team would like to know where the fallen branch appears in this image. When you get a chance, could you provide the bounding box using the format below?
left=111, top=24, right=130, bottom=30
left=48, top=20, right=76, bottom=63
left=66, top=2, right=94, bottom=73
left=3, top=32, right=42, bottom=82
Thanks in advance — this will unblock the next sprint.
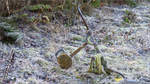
left=3, top=49, right=15, bottom=82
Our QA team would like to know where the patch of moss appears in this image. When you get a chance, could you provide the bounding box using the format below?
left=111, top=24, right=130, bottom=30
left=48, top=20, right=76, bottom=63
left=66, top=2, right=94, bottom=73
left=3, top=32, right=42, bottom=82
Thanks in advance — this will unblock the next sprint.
left=16, top=13, right=28, bottom=20
left=125, top=0, right=137, bottom=7
left=26, top=4, right=52, bottom=12
left=124, top=17, right=130, bottom=23
left=91, top=0, right=101, bottom=8
left=63, top=0, right=73, bottom=10
left=12, top=13, right=30, bottom=24
left=72, top=36, right=83, bottom=41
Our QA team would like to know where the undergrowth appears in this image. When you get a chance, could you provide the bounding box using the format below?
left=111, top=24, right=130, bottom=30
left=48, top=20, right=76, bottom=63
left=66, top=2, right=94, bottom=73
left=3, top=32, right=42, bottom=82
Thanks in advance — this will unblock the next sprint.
left=0, top=20, right=23, bottom=44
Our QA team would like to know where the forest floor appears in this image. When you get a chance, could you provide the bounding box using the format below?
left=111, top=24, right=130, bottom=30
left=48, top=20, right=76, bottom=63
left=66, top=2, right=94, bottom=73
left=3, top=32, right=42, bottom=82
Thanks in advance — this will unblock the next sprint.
left=0, top=2, right=150, bottom=84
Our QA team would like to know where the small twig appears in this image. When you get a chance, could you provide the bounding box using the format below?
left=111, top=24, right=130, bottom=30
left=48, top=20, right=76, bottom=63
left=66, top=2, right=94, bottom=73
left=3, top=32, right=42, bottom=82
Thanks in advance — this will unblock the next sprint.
left=3, top=49, right=15, bottom=82
left=77, top=5, right=89, bottom=31
left=104, top=68, right=125, bottom=79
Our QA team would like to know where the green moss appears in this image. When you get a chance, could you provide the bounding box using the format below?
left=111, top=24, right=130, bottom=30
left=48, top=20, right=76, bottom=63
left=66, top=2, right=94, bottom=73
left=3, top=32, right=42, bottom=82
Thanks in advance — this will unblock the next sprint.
left=90, top=0, right=137, bottom=7
left=26, top=4, right=52, bottom=12
left=91, top=0, right=101, bottom=8
left=125, top=0, right=137, bottom=7
left=124, top=17, right=130, bottom=23
left=63, top=0, right=73, bottom=10
left=72, top=36, right=83, bottom=41
left=15, top=13, right=30, bottom=24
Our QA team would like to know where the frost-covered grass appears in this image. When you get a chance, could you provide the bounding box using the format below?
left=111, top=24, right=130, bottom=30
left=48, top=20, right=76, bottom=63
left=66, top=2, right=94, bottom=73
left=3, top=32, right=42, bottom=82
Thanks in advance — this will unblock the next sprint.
left=0, top=2, right=150, bottom=84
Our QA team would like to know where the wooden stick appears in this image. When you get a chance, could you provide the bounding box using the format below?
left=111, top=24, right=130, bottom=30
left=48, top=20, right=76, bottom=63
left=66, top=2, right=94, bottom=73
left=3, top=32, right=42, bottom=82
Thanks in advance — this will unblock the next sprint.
left=70, top=42, right=87, bottom=57
left=77, top=5, right=89, bottom=31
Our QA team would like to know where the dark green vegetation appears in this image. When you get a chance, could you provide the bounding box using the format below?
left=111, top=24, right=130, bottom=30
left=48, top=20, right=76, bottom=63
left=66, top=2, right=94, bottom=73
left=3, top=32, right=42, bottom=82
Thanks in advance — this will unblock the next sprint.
left=125, top=0, right=137, bottom=7
left=26, top=4, right=52, bottom=12
left=0, top=21, right=22, bottom=44
left=123, top=10, right=136, bottom=24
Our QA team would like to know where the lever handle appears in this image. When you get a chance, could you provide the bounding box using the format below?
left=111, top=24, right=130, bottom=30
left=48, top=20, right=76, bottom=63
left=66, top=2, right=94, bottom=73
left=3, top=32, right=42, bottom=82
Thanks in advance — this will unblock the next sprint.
left=70, top=42, right=87, bottom=57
